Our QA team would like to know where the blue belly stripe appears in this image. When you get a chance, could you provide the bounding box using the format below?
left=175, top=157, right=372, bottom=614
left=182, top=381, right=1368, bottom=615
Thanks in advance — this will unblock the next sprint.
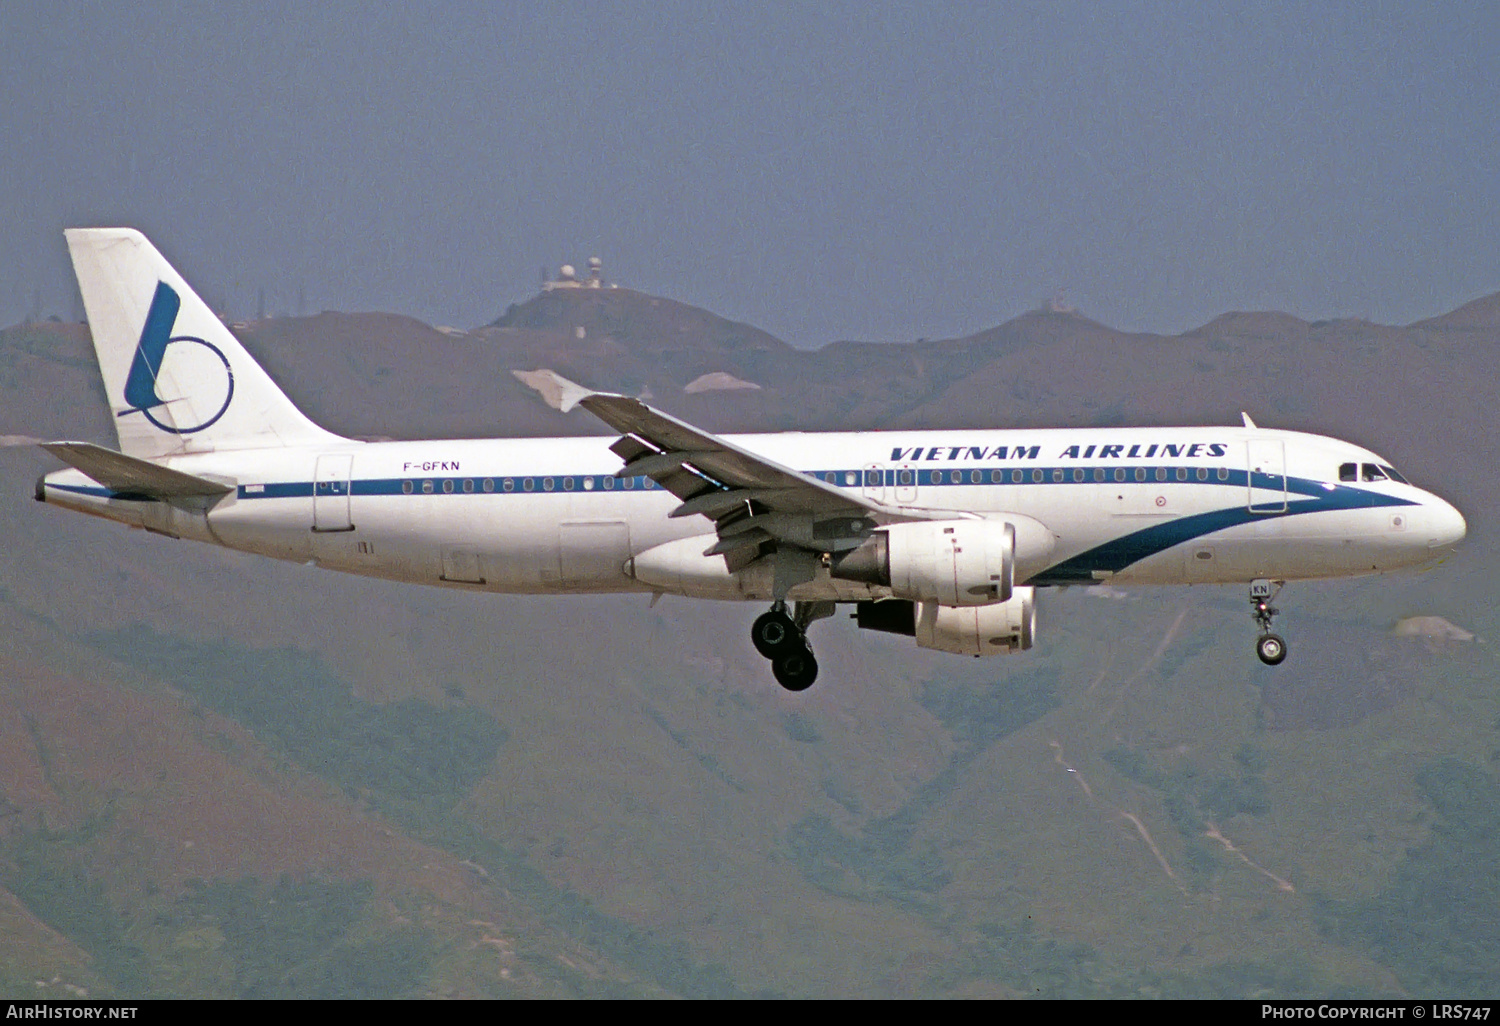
left=1032, top=488, right=1416, bottom=583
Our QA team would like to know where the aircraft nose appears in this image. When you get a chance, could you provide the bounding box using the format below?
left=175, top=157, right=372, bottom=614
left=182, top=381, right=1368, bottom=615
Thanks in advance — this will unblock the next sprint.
left=1424, top=497, right=1467, bottom=549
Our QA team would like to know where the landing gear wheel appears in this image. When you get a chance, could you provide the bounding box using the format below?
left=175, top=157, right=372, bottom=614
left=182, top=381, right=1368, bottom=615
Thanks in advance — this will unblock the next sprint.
left=1256, top=633, right=1287, bottom=666
left=772, top=644, right=819, bottom=692
left=752, top=609, right=799, bottom=657
left=1248, top=580, right=1287, bottom=666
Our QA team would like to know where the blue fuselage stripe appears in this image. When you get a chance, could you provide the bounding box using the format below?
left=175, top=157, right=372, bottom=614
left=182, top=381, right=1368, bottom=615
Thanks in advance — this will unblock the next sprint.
left=51, top=466, right=1416, bottom=582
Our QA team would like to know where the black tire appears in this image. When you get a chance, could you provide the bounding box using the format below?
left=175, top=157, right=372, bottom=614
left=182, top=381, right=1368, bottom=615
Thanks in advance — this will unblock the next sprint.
left=1256, top=633, right=1287, bottom=666
left=752, top=610, right=800, bottom=658
left=772, top=644, right=819, bottom=692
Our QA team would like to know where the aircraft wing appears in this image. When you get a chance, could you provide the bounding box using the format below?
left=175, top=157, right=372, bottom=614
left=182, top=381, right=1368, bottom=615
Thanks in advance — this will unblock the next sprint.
left=41, top=441, right=233, bottom=499
left=515, top=370, right=934, bottom=571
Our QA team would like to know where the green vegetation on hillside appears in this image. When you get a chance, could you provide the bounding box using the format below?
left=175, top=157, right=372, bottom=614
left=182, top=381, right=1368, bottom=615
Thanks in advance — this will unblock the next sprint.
left=1103, top=742, right=1270, bottom=888
left=81, top=624, right=758, bottom=997
left=5, top=821, right=147, bottom=995
left=176, top=876, right=428, bottom=999
left=3, top=825, right=426, bottom=998
left=786, top=668, right=1060, bottom=905
left=91, top=624, right=508, bottom=815
left=938, top=920, right=1329, bottom=998
left=1320, top=758, right=1500, bottom=996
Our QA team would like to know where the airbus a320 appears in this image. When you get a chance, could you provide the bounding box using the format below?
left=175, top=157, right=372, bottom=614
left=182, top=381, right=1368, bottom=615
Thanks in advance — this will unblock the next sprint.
left=37, top=230, right=1467, bottom=690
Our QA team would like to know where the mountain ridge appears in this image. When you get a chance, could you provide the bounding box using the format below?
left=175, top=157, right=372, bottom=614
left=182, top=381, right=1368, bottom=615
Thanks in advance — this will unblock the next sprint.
left=0, top=280, right=1493, bottom=997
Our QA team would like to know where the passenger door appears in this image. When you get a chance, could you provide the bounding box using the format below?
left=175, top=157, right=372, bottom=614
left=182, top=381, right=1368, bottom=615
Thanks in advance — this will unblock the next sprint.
left=1246, top=440, right=1287, bottom=514
left=312, top=454, right=354, bottom=532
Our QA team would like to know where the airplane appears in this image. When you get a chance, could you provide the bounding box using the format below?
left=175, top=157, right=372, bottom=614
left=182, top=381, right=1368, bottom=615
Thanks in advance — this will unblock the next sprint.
left=35, top=229, right=1467, bottom=691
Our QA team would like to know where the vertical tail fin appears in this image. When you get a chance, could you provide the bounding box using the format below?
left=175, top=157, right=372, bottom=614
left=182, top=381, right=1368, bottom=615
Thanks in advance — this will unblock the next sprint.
left=65, top=228, right=343, bottom=458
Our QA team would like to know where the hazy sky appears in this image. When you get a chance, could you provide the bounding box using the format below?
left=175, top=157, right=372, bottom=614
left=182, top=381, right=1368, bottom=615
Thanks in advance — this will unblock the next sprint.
left=3, top=1, right=1497, bottom=344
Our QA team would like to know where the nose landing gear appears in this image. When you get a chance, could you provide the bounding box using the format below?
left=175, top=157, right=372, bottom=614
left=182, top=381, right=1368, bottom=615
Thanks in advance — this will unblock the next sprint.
left=1250, top=579, right=1287, bottom=665
left=752, top=600, right=833, bottom=691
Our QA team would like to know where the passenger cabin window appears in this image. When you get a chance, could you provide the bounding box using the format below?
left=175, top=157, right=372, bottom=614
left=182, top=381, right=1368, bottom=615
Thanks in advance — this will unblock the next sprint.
left=1339, top=463, right=1358, bottom=482
left=1362, top=463, right=1388, bottom=482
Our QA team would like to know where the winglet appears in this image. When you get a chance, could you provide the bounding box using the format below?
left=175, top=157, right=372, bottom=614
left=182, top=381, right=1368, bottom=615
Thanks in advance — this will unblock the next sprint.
left=1241, top=411, right=1258, bottom=429
left=512, top=369, right=594, bottom=413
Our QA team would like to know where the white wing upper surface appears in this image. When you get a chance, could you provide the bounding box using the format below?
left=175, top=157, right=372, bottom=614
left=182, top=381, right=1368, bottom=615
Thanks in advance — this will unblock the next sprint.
left=516, top=370, right=940, bottom=570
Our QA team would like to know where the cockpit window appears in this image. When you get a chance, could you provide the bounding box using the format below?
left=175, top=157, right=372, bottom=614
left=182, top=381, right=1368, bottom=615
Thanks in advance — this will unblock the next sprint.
left=1362, top=463, right=1388, bottom=482
left=1339, top=462, right=1358, bottom=482
left=1381, top=465, right=1409, bottom=484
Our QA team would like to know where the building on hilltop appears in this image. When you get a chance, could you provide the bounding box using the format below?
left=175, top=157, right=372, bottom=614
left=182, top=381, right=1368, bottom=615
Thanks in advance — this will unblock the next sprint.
left=543, top=256, right=616, bottom=291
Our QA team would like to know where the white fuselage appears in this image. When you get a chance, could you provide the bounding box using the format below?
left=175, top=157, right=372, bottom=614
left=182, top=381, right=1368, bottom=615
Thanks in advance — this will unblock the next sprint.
left=40, top=424, right=1466, bottom=603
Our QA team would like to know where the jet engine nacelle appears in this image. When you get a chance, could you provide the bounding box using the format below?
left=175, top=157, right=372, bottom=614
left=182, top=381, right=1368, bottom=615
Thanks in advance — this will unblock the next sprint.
left=831, top=516, right=1054, bottom=606
left=854, top=588, right=1037, bottom=656
left=917, top=588, right=1036, bottom=656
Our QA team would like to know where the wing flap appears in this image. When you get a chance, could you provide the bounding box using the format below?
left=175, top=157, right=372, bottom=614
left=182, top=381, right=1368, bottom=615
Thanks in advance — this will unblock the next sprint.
left=669, top=488, right=792, bottom=519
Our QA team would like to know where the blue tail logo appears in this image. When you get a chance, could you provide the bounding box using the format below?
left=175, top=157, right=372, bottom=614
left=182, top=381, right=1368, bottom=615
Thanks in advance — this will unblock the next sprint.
left=119, top=282, right=234, bottom=434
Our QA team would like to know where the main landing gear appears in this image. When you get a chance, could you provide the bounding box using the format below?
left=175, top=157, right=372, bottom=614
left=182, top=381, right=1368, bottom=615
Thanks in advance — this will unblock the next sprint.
left=752, top=601, right=833, bottom=692
left=1250, top=579, right=1287, bottom=666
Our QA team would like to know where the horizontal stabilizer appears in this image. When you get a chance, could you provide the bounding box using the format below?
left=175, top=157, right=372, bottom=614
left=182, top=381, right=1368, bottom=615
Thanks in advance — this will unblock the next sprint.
left=41, top=441, right=233, bottom=498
